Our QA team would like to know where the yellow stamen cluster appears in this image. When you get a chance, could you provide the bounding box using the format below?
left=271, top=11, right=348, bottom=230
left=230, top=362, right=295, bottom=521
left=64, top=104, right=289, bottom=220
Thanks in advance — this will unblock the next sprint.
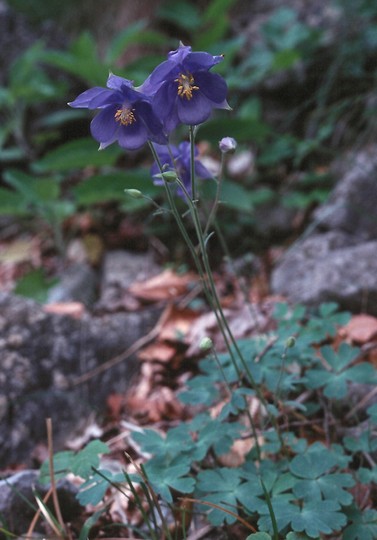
left=175, top=73, right=199, bottom=100
left=114, top=107, right=136, bottom=126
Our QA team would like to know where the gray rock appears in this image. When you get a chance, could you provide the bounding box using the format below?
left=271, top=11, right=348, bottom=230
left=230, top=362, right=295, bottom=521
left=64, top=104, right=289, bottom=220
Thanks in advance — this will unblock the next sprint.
left=47, top=262, right=98, bottom=307
left=314, top=147, right=377, bottom=240
left=272, top=144, right=377, bottom=313
left=253, top=201, right=297, bottom=241
left=98, top=250, right=160, bottom=310
left=0, top=292, right=160, bottom=466
left=272, top=232, right=377, bottom=314
left=0, top=469, right=80, bottom=538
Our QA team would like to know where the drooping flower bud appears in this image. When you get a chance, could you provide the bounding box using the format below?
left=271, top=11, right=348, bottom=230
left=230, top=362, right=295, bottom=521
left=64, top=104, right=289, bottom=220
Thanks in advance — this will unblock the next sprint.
left=285, top=336, right=296, bottom=349
left=199, top=337, right=213, bottom=351
left=219, top=137, right=237, bottom=154
left=154, top=170, right=179, bottom=183
left=124, top=189, right=143, bottom=199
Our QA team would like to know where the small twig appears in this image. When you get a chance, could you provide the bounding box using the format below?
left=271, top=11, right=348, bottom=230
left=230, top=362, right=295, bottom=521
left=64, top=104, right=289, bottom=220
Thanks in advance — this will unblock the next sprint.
left=362, top=451, right=377, bottom=468
left=254, top=336, right=278, bottom=363
left=318, top=394, right=332, bottom=446
left=71, top=305, right=171, bottom=386
left=345, top=385, right=377, bottom=421
left=46, top=418, right=66, bottom=538
left=177, top=282, right=203, bottom=309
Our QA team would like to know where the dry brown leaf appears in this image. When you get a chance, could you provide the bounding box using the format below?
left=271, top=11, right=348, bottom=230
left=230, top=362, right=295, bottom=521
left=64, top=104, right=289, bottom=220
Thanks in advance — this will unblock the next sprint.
left=158, top=305, right=198, bottom=342
left=218, top=437, right=255, bottom=467
left=185, top=304, right=267, bottom=356
left=129, top=269, right=197, bottom=301
left=106, top=393, right=126, bottom=422
left=340, top=314, right=377, bottom=344
left=0, top=238, right=41, bottom=265
left=138, top=342, right=177, bottom=363
left=126, top=385, right=185, bottom=423
left=43, top=302, right=85, bottom=319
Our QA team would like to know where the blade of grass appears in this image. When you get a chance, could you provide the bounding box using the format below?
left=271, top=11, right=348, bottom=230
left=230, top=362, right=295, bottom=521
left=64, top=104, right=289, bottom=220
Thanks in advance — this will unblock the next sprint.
left=46, top=418, right=67, bottom=538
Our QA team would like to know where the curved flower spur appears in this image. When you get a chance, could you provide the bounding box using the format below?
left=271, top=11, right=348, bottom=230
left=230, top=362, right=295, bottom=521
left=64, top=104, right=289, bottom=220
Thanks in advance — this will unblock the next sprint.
left=68, top=73, right=167, bottom=150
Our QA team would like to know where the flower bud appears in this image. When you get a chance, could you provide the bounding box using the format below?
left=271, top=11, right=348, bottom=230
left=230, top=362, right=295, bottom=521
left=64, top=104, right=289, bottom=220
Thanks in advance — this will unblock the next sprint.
left=219, top=137, right=237, bottom=154
left=285, top=336, right=296, bottom=349
left=154, top=170, right=179, bottom=183
left=124, top=189, right=143, bottom=199
left=199, top=337, right=213, bottom=351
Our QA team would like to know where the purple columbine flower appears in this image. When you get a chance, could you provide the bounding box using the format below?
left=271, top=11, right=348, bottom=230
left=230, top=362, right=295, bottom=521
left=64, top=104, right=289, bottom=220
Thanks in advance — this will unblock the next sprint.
left=68, top=73, right=167, bottom=151
left=140, top=43, right=230, bottom=132
left=151, top=142, right=212, bottom=197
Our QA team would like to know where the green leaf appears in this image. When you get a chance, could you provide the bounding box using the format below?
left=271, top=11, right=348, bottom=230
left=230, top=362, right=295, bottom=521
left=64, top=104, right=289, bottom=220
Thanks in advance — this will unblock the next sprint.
left=105, top=22, right=165, bottom=64
left=39, top=450, right=74, bottom=484
left=290, top=450, right=337, bottom=480
left=77, top=469, right=125, bottom=506
left=179, top=374, right=221, bottom=406
left=0, top=187, right=28, bottom=215
left=198, top=117, right=270, bottom=144
left=132, top=424, right=194, bottom=460
left=271, top=48, right=301, bottom=70
left=343, top=507, right=377, bottom=540
left=257, top=498, right=300, bottom=533
left=357, top=467, right=377, bottom=484
left=195, top=418, right=243, bottom=458
left=290, top=500, right=347, bottom=538
left=321, top=343, right=360, bottom=371
left=293, top=472, right=354, bottom=505
left=14, top=269, right=58, bottom=303
left=302, top=303, right=351, bottom=342
left=344, top=431, right=377, bottom=454
left=305, top=343, right=376, bottom=399
left=33, top=138, right=122, bottom=172
left=70, top=440, right=110, bottom=479
left=41, top=32, right=107, bottom=85
left=194, top=0, right=236, bottom=48
left=220, top=179, right=255, bottom=212
left=143, top=458, right=194, bottom=503
left=74, top=170, right=158, bottom=205
left=289, top=445, right=354, bottom=505
left=39, top=440, right=110, bottom=486
left=4, top=169, right=47, bottom=205
left=196, top=467, right=262, bottom=525
left=157, top=0, right=201, bottom=31
left=286, top=533, right=316, bottom=540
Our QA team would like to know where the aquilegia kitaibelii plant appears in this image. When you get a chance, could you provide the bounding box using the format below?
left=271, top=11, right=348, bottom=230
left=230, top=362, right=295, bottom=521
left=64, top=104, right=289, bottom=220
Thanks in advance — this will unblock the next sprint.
left=69, top=42, right=280, bottom=536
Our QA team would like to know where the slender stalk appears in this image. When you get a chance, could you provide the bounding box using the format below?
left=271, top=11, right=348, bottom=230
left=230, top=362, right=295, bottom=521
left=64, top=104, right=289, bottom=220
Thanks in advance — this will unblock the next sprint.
left=150, top=140, right=264, bottom=456
left=203, top=153, right=225, bottom=238
left=149, top=136, right=280, bottom=530
left=149, top=142, right=240, bottom=367
left=46, top=418, right=66, bottom=538
left=189, top=125, right=196, bottom=201
left=260, top=478, right=279, bottom=540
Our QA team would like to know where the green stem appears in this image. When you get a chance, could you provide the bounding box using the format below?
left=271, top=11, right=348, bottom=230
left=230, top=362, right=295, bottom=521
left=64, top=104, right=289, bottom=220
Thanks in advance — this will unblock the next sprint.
left=149, top=139, right=282, bottom=529
left=189, top=125, right=196, bottom=201
left=260, top=477, right=279, bottom=540
left=203, top=153, right=225, bottom=239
